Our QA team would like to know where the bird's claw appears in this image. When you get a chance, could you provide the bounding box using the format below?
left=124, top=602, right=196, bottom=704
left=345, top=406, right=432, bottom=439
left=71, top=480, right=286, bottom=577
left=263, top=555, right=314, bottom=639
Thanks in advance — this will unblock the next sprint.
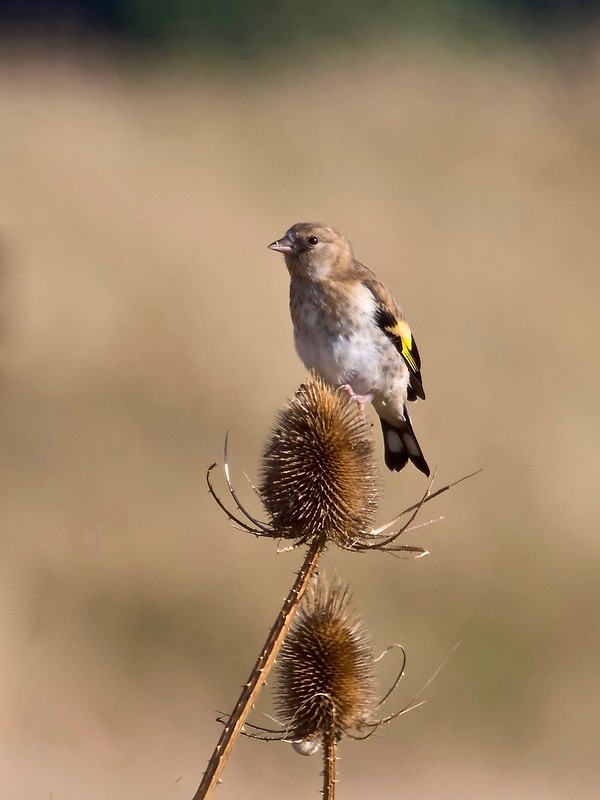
left=339, top=384, right=373, bottom=415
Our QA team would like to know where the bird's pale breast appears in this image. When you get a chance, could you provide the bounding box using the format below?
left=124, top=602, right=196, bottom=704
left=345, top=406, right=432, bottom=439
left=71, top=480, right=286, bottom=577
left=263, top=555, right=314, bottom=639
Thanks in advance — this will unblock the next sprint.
left=290, top=277, right=409, bottom=415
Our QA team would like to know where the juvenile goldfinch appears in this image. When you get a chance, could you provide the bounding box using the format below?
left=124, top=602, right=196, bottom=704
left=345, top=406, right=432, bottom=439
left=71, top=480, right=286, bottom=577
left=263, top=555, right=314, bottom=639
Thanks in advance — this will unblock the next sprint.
left=269, top=222, right=430, bottom=476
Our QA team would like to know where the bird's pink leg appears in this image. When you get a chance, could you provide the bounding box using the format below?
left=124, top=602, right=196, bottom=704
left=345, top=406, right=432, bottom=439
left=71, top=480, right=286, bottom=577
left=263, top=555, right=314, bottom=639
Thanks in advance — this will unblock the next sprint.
left=339, top=384, right=373, bottom=415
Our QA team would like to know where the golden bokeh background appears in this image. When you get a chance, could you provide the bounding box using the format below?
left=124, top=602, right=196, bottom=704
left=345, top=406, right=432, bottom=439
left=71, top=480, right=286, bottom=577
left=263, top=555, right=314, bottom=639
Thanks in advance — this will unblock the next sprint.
left=2, top=38, right=599, bottom=799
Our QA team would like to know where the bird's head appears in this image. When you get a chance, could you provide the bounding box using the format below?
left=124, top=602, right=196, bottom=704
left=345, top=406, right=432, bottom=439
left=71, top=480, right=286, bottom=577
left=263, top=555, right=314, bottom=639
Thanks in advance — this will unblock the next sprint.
left=268, top=222, right=353, bottom=280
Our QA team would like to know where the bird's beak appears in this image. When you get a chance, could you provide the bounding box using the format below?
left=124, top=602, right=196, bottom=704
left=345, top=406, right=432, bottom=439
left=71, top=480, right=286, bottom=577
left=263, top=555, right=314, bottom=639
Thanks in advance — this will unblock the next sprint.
left=268, top=233, right=294, bottom=255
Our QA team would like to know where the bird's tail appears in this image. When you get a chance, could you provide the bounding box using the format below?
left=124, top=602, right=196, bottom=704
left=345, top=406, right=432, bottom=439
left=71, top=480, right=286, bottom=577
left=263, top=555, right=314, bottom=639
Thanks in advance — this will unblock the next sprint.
left=380, top=410, right=430, bottom=476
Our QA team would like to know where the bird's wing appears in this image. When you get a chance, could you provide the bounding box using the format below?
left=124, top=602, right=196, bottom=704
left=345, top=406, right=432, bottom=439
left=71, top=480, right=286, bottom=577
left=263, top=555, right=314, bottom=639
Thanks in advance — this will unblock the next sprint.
left=361, top=274, right=426, bottom=401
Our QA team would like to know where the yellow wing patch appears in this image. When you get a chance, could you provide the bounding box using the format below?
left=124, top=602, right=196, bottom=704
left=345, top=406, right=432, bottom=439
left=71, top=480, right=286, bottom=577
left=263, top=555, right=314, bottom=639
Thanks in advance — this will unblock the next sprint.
left=384, top=318, right=418, bottom=373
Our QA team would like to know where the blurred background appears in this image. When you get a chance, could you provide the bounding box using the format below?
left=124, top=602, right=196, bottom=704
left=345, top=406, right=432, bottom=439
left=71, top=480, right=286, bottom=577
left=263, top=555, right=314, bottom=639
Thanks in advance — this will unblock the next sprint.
left=1, top=2, right=599, bottom=798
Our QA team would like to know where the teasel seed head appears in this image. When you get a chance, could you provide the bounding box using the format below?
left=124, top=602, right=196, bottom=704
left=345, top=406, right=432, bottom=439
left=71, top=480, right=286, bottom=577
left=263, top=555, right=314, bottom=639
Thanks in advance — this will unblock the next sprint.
left=275, top=577, right=377, bottom=750
left=260, top=373, right=379, bottom=546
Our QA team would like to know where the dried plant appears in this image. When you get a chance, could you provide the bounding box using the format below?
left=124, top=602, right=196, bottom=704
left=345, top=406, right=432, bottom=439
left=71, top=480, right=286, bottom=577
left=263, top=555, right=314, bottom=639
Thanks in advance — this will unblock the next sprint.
left=194, top=375, right=478, bottom=798
left=207, top=373, right=476, bottom=558
left=237, top=576, right=438, bottom=798
left=260, top=374, right=379, bottom=546
left=275, top=577, right=377, bottom=748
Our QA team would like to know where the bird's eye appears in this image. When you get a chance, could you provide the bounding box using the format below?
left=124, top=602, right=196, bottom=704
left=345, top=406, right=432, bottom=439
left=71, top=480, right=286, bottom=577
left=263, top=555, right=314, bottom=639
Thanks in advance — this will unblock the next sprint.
left=307, top=235, right=319, bottom=246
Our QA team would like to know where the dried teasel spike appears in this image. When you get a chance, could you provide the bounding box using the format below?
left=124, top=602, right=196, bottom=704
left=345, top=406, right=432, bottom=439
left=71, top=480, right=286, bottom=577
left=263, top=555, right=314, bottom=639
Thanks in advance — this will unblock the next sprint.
left=235, top=578, right=454, bottom=788
left=275, top=576, right=377, bottom=798
left=260, top=373, right=380, bottom=547
left=275, top=577, right=377, bottom=755
left=208, top=376, right=479, bottom=554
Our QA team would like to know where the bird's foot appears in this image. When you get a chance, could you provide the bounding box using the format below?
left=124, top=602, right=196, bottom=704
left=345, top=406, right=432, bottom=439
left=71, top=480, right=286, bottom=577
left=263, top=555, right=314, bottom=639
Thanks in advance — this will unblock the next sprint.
left=339, top=384, right=373, bottom=415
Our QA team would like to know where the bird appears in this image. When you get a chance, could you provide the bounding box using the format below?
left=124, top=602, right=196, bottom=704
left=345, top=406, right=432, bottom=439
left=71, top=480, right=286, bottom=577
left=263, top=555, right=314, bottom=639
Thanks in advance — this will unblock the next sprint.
left=268, top=222, right=430, bottom=476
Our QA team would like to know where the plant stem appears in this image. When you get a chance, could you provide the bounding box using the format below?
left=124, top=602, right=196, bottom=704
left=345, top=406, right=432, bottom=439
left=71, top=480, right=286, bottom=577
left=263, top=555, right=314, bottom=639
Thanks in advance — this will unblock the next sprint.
left=322, top=725, right=337, bottom=800
left=192, top=534, right=326, bottom=799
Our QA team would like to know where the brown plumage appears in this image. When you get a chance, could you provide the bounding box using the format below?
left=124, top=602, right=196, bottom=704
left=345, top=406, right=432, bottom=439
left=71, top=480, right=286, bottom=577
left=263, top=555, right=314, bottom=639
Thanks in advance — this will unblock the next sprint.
left=269, top=222, right=429, bottom=475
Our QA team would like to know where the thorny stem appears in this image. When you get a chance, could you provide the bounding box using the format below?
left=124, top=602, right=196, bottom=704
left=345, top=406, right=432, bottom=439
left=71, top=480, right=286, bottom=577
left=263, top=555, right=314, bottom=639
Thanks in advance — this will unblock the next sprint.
left=322, top=725, right=337, bottom=800
left=192, top=534, right=327, bottom=799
